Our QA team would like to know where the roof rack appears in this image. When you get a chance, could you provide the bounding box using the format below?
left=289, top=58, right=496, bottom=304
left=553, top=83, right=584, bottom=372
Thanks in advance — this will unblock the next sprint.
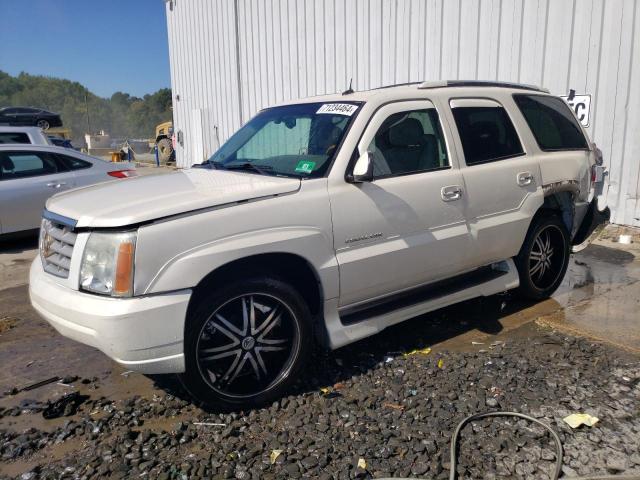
left=372, top=81, right=423, bottom=90
left=417, top=80, right=549, bottom=93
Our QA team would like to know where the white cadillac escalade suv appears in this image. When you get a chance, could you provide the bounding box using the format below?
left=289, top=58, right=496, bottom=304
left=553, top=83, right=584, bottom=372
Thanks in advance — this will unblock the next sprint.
left=30, top=81, right=608, bottom=409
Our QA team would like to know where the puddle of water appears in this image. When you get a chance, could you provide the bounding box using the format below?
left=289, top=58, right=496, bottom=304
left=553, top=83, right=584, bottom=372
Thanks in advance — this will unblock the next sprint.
left=543, top=240, right=640, bottom=352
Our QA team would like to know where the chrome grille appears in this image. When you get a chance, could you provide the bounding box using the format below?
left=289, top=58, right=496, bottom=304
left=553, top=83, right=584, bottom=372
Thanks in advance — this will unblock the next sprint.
left=40, top=219, right=77, bottom=278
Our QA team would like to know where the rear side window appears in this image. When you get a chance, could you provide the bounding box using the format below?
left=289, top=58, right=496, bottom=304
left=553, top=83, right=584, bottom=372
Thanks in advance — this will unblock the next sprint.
left=452, top=106, right=524, bottom=165
left=0, top=151, right=66, bottom=180
left=56, top=153, right=92, bottom=170
left=513, top=95, right=588, bottom=151
left=0, top=132, right=31, bottom=144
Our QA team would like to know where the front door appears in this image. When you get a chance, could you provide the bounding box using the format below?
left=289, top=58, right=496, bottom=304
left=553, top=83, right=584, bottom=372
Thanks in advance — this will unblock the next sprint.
left=329, top=100, right=471, bottom=308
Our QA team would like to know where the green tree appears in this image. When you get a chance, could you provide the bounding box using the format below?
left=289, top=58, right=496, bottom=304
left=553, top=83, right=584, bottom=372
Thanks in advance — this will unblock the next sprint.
left=0, top=70, right=172, bottom=144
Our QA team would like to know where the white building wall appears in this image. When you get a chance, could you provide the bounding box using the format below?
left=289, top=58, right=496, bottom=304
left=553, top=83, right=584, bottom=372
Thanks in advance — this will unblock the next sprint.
left=166, top=0, right=640, bottom=226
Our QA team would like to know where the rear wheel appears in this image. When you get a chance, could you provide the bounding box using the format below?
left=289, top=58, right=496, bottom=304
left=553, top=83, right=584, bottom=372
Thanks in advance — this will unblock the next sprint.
left=514, top=214, right=570, bottom=300
left=36, top=119, right=50, bottom=130
left=157, top=138, right=174, bottom=164
left=180, top=277, right=312, bottom=410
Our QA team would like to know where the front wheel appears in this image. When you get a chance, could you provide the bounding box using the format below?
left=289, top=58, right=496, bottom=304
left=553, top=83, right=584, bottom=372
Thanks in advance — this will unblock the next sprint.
left=180, top=277, right=312, bottom=410
left=514, top=214, right=570, bottom=300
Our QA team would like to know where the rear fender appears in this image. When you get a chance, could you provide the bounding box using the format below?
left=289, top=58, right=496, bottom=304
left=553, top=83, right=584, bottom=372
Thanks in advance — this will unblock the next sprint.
left=571, top=200, right=610, bottom=252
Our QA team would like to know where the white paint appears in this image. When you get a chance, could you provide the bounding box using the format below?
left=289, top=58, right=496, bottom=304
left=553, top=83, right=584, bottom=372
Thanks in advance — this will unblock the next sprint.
left=165, top=0, right=640, bottom=226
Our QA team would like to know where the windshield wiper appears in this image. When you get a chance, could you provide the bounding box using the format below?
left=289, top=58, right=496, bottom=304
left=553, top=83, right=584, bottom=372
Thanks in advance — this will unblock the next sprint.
left=222, top=162, right=273, bottom=175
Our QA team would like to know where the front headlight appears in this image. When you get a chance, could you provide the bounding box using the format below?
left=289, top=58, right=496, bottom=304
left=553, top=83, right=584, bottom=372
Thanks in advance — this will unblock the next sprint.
left=80, top=231, right=137, bottom=297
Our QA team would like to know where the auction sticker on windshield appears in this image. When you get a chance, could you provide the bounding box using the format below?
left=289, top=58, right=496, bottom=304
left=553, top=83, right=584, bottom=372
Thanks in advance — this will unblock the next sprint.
left=295, top=160, right=316, bottom=174
left=316, top=103, right=358, bottom=116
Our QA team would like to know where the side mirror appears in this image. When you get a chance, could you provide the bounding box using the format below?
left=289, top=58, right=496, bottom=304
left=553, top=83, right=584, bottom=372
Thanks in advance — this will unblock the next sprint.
left=349, top=151, right=374, bottom=183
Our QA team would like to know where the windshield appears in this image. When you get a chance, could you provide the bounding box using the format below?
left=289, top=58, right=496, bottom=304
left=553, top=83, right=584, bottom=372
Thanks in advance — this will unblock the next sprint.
left=206, top=102, right=360, bottom=178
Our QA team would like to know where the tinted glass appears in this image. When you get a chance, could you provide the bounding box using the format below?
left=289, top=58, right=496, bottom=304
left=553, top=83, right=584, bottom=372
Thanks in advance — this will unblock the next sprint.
left=452, top=106, right=524, bottom=165
left=367, top=109, right=449, bottom=178
left=208, top=102, right=360, bottom=178
left=56, top=153, right=91, bottom=170
left=0, top=132, right=31, bottom=144
left=0, top=151, right=62, bottom=180
left=514, top=95, right=588, bottom=150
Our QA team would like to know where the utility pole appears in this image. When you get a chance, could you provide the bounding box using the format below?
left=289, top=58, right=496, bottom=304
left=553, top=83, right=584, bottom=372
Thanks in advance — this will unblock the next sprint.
left=84, top=94, right=91, bottom=134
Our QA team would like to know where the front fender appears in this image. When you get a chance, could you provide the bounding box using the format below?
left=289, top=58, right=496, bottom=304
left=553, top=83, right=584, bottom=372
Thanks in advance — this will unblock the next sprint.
left=138, top=225, right=339, bottom=299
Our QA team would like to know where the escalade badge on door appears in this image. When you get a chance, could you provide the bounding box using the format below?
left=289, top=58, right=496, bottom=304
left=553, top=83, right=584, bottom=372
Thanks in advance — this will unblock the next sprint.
left=345, top=232, right=383, bottom=244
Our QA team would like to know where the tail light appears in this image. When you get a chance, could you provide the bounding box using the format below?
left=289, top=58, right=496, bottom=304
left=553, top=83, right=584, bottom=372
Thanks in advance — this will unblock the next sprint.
left=108, top=169, right=137, bottom=178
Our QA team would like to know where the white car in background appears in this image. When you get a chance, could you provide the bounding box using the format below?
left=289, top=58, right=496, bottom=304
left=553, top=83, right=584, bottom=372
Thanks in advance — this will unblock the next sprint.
left=0, top=126, right=52, bottom=146
left=0, top=145, right=136, bottom=235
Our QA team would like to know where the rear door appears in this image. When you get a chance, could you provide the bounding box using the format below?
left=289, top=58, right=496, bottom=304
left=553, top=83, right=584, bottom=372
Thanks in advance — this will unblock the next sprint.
left=0, top=150, right=74, bottom=233
left=448, top=98, right=542, bottom=266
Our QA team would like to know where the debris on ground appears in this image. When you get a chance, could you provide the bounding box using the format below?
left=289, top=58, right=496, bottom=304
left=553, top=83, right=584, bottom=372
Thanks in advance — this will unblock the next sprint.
left=0, top=316, right=17, bottom=333
left=269, top=449, right=282, bottom=465
left=42, top=392, right=89, bottom=419
left=21, top=376, right=60, bottom=392
left=563, top=413, right=600, bottom=428
left=403, top=346, right=432, bottom=356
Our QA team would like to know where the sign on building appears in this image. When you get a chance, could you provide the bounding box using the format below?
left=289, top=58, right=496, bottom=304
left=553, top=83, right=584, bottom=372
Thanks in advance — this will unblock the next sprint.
left=561, top=92, right=592, bottom=128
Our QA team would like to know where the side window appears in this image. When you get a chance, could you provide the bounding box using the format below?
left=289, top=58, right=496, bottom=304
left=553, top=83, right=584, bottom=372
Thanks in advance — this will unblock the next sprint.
left=452, top=106, right=524, bottom=165
left=0, top=132, right=31, bottom=144
left=367, top=109, right=449, bottom=178
left=56, top=153, right=92, bottom=170
left=513, top=94, right=588, bottom=151
left=0, top=151, right=63, bottom=180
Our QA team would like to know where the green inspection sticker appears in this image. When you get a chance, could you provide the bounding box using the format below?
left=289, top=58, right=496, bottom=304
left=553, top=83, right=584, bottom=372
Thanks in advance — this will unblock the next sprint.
left=294, top=160, right=316, bottom=174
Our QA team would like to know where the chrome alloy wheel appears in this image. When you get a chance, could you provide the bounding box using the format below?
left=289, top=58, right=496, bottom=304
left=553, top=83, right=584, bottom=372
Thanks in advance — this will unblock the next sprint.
left=529, top=225, right=566, bottom=290
left=195, top=293, right=300, bottom=398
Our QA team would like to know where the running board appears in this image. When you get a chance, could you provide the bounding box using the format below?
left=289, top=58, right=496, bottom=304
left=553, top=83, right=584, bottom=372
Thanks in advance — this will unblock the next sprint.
left=340, top=265, right=508, bottom=325
left=328, top=260, right=520, bottom=350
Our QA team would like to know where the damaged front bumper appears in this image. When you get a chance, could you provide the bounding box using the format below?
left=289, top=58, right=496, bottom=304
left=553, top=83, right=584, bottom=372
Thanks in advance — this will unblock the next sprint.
left=29, top=259, right=191, bottom=374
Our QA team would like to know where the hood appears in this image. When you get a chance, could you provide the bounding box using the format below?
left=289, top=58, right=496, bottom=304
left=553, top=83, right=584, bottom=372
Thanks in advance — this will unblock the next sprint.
left=46, top=169, right=301, bottom=228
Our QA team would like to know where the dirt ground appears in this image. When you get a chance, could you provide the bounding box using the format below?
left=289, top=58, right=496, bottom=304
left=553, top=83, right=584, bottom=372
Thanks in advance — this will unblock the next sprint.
left=0, top=227, right=638, bottom=479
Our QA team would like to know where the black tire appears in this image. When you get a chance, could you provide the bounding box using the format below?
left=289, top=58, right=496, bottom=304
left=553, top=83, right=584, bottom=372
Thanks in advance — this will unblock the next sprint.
left=514, top=213, right=570, bottom=300
left=179, top=277, right=312, bottom=410
left=157, top=138, right=174, bottom=164
left=36, top=119, right=50, bottom=130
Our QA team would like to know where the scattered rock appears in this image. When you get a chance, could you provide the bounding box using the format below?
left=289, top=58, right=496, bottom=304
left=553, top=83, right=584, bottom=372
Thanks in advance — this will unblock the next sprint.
left=0, top=330, right=637, bottom=479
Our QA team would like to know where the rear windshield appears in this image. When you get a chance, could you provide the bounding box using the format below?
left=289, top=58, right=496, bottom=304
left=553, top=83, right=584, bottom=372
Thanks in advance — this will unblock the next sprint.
left=207, top=102, right=361, bottom=178
left=513, top=94, right=588, bottom=151
left=0, top=132, right=31, bottom=144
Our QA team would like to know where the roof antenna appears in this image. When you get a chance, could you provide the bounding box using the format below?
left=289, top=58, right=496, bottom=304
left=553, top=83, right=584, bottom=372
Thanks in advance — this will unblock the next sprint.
left=342, top=78, right=354, bottom=95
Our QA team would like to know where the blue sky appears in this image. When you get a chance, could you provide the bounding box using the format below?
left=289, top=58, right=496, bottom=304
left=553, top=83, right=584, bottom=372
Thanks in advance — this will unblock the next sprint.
left=0, top=0, right=171, bottom=98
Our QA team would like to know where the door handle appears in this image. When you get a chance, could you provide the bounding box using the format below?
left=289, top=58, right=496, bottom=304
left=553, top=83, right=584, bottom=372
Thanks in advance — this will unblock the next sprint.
left=517, top=172, right=534, bottom=186
left=441, top=185, right=463, bottom=201
left=46, top=182, right=66, bottom=189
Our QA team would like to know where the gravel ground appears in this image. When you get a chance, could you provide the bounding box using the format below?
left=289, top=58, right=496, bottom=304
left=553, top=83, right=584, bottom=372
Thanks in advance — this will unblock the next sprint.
left=1, top=324, right=639, bottom=480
